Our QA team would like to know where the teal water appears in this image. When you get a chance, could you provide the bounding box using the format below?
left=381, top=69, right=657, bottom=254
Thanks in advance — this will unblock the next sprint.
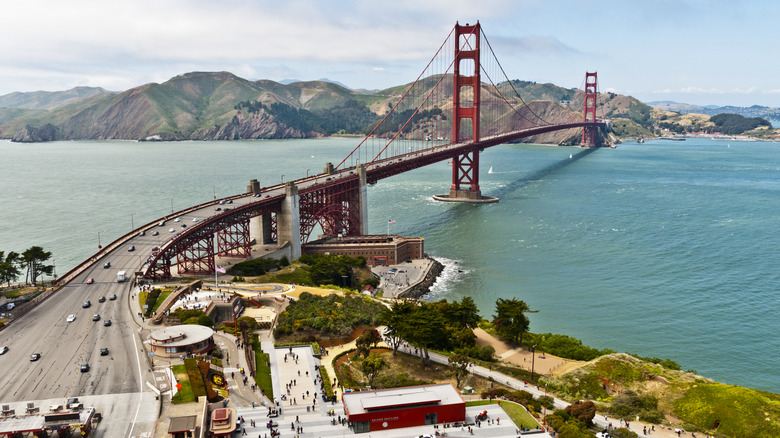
left=1, top=138, right=778, bottom=393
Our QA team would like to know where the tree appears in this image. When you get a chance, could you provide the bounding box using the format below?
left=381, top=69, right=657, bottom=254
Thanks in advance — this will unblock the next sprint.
left=21, top=246, right=53, bottom=284
left=446, top=296, right=481, bottom=329
left=355, top=329, right=381, bottom=358
left=448, top=353, right=470, bottom=388
left=237, top=316, right=258, bottom=332
left=564, top=400, right=596, bottom=425
left=379, top=300, right=415, bottom=355
left=402, top=302, right=450, bottom=366
left=0, top=251, right=22, bottom=287
left=493, top=298, right=533, bottom=348
left=360, top=353, right=388, bottom=387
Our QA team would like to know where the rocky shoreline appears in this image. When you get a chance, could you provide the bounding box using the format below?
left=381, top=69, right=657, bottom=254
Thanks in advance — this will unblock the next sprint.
left=397, top=256, right=444, bottom=299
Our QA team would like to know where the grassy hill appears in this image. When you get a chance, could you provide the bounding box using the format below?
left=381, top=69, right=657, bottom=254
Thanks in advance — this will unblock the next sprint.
left=3, top=71, right=773, bottom=143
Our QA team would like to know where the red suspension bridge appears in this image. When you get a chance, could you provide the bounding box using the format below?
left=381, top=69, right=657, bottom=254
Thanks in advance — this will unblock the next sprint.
left=57, top=22, right=608, bottom=284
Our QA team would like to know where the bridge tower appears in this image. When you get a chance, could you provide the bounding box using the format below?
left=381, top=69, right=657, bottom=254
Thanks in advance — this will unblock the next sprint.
left=582, top=71, right=598, bottom=147
left=439, top=21, right=496, bottom=203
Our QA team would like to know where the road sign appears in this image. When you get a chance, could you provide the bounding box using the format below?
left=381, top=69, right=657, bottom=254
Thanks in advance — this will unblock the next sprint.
left=147, top=352, right=155, bottom=357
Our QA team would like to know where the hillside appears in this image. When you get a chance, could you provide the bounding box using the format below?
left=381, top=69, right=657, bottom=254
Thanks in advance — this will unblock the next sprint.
left=7, top=71, right=771, bottom=143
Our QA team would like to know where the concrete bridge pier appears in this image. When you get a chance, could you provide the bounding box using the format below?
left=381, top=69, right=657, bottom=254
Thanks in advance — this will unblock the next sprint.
left=247, top=179, right=277, bottom=247
left=277, top=181, right=302, bottom=259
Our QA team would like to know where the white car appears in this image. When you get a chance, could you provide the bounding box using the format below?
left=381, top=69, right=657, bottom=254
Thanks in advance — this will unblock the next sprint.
left=174, top=217, right=181, bottom=222
left=66, top=314, right=76, bottom=323
left=192, top=217, right=199, bottom=222
left=169, top=228, right=175, bottom=233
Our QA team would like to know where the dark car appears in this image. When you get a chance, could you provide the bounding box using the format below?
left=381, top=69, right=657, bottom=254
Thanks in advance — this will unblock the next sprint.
left=103, top=319, right=111, bottom=326
left=103, top=261, right=111, bottom=268
left=82, top=300, right=91, bottom=308
left=152, top=231, right=159, bottom=236
left=109, top=294, right=117, bottom=300
left=98, top=296, right=106, bottom=303
left=128, top=245, right=135, bottom=252
left=100, top=348, right=109, bottom=356
left=80, top=363, right=89, bottom=372
left=30, top=353, right=41, bottom=361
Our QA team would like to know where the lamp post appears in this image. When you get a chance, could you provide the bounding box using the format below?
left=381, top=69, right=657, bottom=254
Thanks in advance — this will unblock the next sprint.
left=97, top=231, right=102, bottom=249
left=306, top=169, right=310, bottom=178
left=170, top=198, right=174, bottom=214
left=131, top=213, right=134, bottom=231
left=531, top=343, right=538, bottom=382
left=281, top=175, right=285, bottom=184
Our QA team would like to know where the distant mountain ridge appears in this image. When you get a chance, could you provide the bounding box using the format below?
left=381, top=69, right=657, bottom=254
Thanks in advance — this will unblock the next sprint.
left=0, top=86, right=114, bottom=110
left=648, top=101, right=780, bottom=119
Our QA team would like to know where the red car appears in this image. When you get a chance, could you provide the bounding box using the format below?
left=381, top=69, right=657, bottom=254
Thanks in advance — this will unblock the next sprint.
left=86, top=278, right=94, bottom=284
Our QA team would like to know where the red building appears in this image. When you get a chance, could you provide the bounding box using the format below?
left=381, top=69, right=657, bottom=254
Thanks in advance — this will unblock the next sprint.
left=342, top=383, right=465, bottom=433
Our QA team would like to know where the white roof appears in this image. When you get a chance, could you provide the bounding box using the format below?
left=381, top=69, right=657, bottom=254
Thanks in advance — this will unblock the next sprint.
left=343, top=383, right=463, bottom=416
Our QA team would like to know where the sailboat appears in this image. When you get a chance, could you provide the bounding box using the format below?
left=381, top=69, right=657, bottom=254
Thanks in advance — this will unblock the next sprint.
left=488, top=167, right=494, bottom=174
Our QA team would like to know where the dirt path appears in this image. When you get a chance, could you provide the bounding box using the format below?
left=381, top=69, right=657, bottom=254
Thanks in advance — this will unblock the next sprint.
left=473, top=328, right=587, bottom=377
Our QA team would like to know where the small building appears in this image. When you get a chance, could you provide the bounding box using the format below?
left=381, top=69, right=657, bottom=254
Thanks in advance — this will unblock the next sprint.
left=305, top=234, right=424, bottom=266
left=168, top=415, right=197, bottom=438
left=342, top=383, right=465, bottom=433
left=209, top=408, right=236, bottom=437
left=148, top=325, right=215, bottom=358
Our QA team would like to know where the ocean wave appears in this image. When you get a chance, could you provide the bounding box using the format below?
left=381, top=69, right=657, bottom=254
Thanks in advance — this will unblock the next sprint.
left=424, top=256, right=468, bottom=300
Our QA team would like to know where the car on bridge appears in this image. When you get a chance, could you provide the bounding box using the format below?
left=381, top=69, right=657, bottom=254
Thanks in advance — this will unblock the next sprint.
left=80, top=363, right=89, bottom=373
left=86, top=278, right=94, bottom=284
left=98, top=296, right=106, bottom=303
left=30, top=353, right=41, bottom=361
left=103, top=261, right=111, bottom=268
left=0, top=346, right=8, bottom=355
left=92, top=314, right=100, bottom=321
left=100, top=348, right=109, bottom=356
left=82, top=300, right=91, bottom=308
left=66, top=314, right=76, bottom=323
left=158, top=220, right=165, bottom=226
left=152, top=230, right=159, bottom=236
left=169, top=228, right=175, bottom=233
left=128, top=245, right=135, bottom=251
left=104, top=319, right=112, bottom=326
left=174, top=217, right=180, bottom=222
left=109, top=294, right=117, bottom=300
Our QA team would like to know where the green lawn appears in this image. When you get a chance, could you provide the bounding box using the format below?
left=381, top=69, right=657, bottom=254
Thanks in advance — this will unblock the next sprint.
left=171, top=364, right=196, bottom=404
left=255, top=351, right=274, bottom=399
left=466, top=400, right=540, bottom=430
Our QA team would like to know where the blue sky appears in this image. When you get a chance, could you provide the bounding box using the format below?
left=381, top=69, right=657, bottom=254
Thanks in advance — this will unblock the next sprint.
left=2, top=0, right=778, bottom=107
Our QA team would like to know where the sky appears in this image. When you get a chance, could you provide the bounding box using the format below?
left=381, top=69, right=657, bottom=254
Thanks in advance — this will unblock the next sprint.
left=2, top=0, right=779, bottom=107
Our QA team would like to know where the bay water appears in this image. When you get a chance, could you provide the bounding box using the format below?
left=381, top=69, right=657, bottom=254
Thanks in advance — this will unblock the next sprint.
left=1, top=137, right=777, bottom=393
